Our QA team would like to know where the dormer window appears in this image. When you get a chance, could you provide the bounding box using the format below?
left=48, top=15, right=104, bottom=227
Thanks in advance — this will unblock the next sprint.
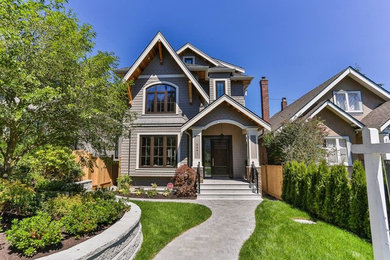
left=216, top=80, right=226, bottom=99
left=183, top=56, right=194, bottom=64
left=333, top=90, right=363, bottom=113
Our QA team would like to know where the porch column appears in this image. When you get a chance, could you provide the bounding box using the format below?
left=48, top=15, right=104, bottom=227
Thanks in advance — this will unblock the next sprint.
left=192, top=128, right=203, bottom=167
left=246, top=128, right=259, bottom=167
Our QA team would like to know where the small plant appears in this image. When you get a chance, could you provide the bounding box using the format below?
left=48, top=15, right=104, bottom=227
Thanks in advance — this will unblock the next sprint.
left=117, top=175, right=132, bottom=195
left=42, top=194, right=83, bottom=220
left=147, top=183, right=158, bottom=198
left=6, top=213, right=62, bottom=256
left=61, top=203, right=98, bottom=238
left=172, top=165, right=196, bottom=197
left=135, top=188, right=145, bottom=196
left=0, top=217, right=3, bottom=232
left=162, top=189, right=171, bottom=197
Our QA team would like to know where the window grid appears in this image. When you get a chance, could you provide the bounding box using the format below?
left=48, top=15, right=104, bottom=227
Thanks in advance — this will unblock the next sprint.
left=324, top=136, right=351, bottom=166
left=145, top=84, right=176, bottom=113
left=333, top=91, right=363, bottom=113
left=140, top=135, right=177, bottom=168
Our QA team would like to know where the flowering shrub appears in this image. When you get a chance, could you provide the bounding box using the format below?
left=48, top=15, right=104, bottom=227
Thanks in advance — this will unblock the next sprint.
left=172, top=165, right=196, bottom=197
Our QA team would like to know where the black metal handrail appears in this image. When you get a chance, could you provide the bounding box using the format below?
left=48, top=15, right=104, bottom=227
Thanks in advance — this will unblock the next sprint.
left=251, top=161, right=259, bottom=194
left=197, top=162, right=201, bottom=194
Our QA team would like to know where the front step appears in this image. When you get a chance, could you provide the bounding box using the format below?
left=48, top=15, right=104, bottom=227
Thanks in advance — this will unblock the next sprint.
left=197, top=179, right=261, bottom=200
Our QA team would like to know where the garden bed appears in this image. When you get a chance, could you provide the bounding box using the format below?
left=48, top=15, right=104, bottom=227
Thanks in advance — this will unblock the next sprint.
left=119, top=193, right=196, bottom=200
left=0, top=227, right=106, bottom=260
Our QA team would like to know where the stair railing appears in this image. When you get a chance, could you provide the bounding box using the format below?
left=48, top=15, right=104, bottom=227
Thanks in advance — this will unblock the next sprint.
left=197, top=162, right=201, bottom=194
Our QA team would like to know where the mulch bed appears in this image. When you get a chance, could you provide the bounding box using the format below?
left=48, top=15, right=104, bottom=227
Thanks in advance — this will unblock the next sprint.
left=120, top=193, right=196, bottom=200
left=0, top=213, right=121, bottom=260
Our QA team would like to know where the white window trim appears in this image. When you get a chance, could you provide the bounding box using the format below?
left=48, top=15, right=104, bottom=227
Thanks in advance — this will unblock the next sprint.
left=324, top=136, right=352, bottom=166
left=212, top=78, right=229, bottom=100
left=136, top=132, right=181, bottom=170
left=182, top=56, right=195, bottom=64
left=333, top=90, right=363, bottom=113
left=142, top=81, right=179, bottom=115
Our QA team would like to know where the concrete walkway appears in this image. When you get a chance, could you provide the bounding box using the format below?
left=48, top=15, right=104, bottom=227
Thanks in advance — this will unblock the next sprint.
left=154, top=199, right=261, bottom=260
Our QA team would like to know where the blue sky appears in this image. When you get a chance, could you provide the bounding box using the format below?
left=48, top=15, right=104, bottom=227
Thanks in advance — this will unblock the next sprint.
left=67, top=0, right=390, bottom=118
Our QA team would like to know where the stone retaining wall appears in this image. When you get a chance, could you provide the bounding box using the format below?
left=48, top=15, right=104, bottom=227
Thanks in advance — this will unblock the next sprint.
left=39, top=201, right=142, bottom=260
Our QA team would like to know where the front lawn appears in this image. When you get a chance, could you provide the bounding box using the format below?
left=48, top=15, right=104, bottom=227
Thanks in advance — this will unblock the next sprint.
left=240, top=199, right=373, bottom=260
left=132, top=201, right=211, bottom=260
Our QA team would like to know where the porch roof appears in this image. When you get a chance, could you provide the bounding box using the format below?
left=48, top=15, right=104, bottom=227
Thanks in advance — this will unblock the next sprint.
left=181, top=95, right=271, bottom=132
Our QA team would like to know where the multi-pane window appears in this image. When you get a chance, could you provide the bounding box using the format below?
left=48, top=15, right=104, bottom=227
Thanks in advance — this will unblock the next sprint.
left=333, top=91, right=363, bottom=112
left=145, top=84, right=176, bottom=113
left=324, top=137, right=351, bottom=166
left=140, top=135, right=177, bottom=168
left=216, top=81, right=225, bottom=99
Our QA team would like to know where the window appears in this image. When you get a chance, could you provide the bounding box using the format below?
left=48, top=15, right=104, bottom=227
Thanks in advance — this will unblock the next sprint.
left=216, top=81, right=225, bottom=99
left=324, top=136, right=351, bottom=166
left=140, top=135, right=177, bottom=168
left=183, top=56, right=194, bottom=64
left=333, top=91, right=363, bottom=112
left=145, top=84, right=176, bottom=113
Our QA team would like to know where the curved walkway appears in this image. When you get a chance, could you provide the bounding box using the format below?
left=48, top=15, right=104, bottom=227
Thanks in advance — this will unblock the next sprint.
left=154, top=199, right=261, bottom=260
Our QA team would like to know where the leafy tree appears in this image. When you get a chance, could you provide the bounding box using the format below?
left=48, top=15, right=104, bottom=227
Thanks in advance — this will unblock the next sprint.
left=349, top=160, right=370, bottom=238
left=263, top=119, right=327, bottom=164
left=0, top=0, right=132, bottom=177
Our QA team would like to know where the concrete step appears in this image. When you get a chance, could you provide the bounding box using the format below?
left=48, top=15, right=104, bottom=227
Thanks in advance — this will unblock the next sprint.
left=197, top=193, right=262, bottom=200
left=199, top=183, right=251, bottom=189
left=200, top=188, right=254, bottom=194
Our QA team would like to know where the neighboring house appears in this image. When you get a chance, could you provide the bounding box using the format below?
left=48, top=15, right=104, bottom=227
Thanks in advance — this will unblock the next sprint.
left=268, top=66, right=390, bottom=166
left=114, top=32, right=270, bottom=185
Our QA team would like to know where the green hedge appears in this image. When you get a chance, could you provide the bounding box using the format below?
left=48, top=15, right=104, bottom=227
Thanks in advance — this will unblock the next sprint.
left=282, top=160, right=370, bottom=239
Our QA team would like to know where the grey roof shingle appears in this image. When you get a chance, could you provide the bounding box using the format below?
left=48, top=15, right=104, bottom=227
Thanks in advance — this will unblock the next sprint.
left=361, top=101, right=390, bottom=129
left=270, top=67, right=348, bottom=130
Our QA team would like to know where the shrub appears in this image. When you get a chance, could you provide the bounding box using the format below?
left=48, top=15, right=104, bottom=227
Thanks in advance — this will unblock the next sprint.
left=135, top=188, right=145, bottom=196
left=61, top=203, right=98, bottom=238
left=282, top=161, right=292, bottom=202
left=42, top=194, right=83, bottom=220
left=6, top=213, right=62, bottom=256
left=147, top=183, right=158, bottom=198
left=117, top=175, right=132, bottom=195
left=296, top=162, right=307, bottom=208
left=324, top=166, right=338, bottom=223
left=0, top=179, right=38, bottom=216
left=162, top=189, right=171, bottom=197
left=26, top=145, right=83, bottom=183
left=287, top=161, right=300, bottom=205
left=313, top=160, right=329, bottom=217
left=172, top=165, right=196, bottom=197
left=304, top=162, right=317, bottom=213
left=349, top=160, right=370, bottom=238
left=334, top=165, right=351, bottom=228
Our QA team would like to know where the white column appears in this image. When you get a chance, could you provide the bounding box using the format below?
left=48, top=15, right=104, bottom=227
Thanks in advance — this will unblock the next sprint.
left=246, top=128, right=259, bottom=167
left=363, top=128, right=390, bottom=260
left=192, top=128, right=202, bottom=167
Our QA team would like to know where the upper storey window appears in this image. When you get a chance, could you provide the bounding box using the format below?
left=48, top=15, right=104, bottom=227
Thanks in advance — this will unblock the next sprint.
left=216, top=80, right=226, bottom=99
left=333, top=90, right=363, bottom=113
left=183, top=56, right=194, bottom=64
left=145, top=84, right=176, bottom=113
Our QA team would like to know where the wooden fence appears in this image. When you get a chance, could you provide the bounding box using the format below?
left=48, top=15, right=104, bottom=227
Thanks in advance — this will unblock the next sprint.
left=73, top=151, right=119, bottom=190
left=261, top=165, right=283, bottom=200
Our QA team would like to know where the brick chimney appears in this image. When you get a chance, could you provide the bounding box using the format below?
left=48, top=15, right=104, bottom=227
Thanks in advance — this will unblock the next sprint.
left=281, top=97, right=287, bottom=111
left=260, top=76, right=270, bottom=122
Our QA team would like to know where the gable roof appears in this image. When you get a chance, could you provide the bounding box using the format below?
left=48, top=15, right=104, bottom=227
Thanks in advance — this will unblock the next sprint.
left=177, top=43, right=220, bottom=67
left=181, top=95, right=271, bottom=132
left=305, top=100, right=364, bottom=128
left=214, top=59, right=245, bottom=73
left=361, top=101, right=390, bottom=132
left=270, top=66, right=390, bottom=130
left=122, top=32, right=209, bottom=103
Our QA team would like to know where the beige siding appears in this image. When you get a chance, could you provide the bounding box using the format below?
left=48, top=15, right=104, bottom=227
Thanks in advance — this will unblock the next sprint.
left=203, top=123, right=247, bottom=178
left=319, top=76, right=386, bottom=121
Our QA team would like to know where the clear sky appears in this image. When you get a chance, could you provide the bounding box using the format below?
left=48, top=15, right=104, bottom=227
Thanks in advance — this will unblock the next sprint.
left=67, top=0, right=390, bottom=118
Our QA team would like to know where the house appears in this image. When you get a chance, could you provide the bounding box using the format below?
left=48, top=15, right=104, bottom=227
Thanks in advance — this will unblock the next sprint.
left=268, top=66, right=390, bottom=166
left=114, top=32, right=270, bottom=186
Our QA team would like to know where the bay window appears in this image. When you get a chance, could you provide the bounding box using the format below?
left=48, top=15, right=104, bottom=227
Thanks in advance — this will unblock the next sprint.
left=140, top=135, right=177, bottom=168
left=333, top=91, right=363, bottom=113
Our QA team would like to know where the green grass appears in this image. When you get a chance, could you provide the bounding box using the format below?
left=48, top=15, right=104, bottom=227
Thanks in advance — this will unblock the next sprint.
left=132, top=201, right=211, bottom=260
left=240, top=199, right=373, bottom=260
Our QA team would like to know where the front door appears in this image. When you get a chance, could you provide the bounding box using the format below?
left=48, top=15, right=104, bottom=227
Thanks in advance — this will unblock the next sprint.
left=203, top=136, right=232, bottom=178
